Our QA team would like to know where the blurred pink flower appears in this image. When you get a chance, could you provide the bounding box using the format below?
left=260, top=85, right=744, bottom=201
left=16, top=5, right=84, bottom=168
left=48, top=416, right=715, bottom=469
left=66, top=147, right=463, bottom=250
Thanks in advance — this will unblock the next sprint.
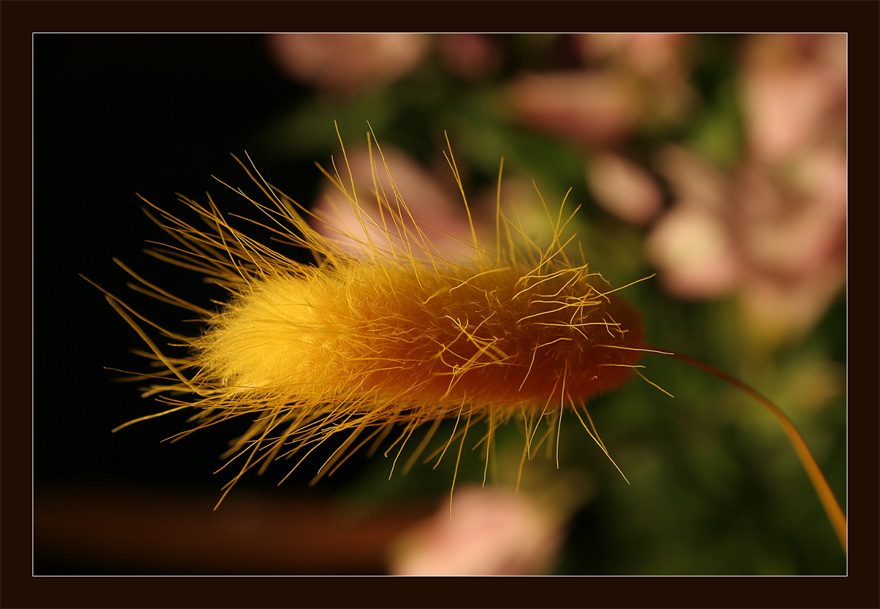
left=646, top=147, right=742, bottom=298
left=587, top=151, right=663, bottom=225
left=645, top=34, right=846, bottom=341
left=574, top=33, right=696, bottom=126
left=740, top=34, right=846, bottom=163
left=438, top=34, right=503, bottom=82
left=646, top=145, right=846, bottom=341
left=505, top=34, right=696, bottom=227
left=575, top=33, right=688, bottom=82
left=508, top=34, right=695, bottom=150
left=508, top=71, right=643, bottom=148
left=388, top=485, right=564, bottom=575
left=268, top=34, right=430, bottom=95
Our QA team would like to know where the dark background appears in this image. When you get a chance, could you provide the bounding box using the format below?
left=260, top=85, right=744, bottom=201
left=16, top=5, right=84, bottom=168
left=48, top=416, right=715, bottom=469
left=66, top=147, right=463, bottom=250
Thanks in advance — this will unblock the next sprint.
left=33, top=34, right=404, bottom=575
left=35, top=35, right=290, bottom=486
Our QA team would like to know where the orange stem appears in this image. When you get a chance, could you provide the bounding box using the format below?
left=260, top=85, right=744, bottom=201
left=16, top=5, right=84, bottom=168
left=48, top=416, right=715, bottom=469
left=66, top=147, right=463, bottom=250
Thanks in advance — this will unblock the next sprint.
left=654, top=348, right=846, bottom=554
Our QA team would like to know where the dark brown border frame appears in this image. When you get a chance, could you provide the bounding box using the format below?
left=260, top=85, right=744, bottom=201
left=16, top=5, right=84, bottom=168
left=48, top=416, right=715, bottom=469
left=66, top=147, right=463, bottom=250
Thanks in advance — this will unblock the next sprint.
left=4, top=2, right=878, bottom=608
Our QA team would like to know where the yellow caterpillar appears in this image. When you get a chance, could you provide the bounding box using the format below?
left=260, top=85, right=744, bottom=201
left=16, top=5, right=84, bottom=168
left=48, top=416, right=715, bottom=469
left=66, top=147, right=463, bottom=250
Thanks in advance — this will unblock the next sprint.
left=88, top=126, right=845, bottom=554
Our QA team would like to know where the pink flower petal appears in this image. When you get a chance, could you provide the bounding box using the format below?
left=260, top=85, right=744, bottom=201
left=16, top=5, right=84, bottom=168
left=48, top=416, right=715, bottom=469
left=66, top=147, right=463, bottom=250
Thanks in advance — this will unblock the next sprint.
left=508, top=71, right=642, bottom=148
left=389, top=486, right=563, bottom=575
left=587, top=152, right=663, bottom=225
left=268, top=33, right=429, bottom=94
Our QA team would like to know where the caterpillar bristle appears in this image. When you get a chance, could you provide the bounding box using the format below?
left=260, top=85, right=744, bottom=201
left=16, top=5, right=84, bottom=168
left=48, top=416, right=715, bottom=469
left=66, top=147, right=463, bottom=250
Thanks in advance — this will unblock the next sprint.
left=99, top=128, right=652, bottom=507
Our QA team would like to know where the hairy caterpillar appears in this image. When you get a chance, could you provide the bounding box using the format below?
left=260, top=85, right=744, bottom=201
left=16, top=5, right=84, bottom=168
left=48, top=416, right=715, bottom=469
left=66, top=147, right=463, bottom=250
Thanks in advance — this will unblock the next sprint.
left=88, top=126, right=845, bottom=554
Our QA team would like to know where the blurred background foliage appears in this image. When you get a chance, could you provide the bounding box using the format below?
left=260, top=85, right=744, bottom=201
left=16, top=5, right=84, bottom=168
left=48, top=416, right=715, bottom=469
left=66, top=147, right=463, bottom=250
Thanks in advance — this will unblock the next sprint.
left=36, top=33, right=845, bottom=575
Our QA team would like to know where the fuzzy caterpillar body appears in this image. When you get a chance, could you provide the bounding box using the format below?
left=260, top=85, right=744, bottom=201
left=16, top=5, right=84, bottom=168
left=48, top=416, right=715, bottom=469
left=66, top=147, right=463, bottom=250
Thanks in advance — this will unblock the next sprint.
left=204, top=260, right=643, bottom=411
left=101, top=131, right=647, bottom=498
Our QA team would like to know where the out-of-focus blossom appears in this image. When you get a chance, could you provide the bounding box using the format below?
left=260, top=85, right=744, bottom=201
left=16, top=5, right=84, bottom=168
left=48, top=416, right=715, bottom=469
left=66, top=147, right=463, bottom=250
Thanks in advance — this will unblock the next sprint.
left=508, top=71, right=643, bottom=148
left=646, top=145, right=846, bottom=342
left=734, top=152, right=846, bottom=342
left=740, top=34, right=846, bottom=163
left=646, top=147, right=742, bottom=298
left=507, top=34, right=695, bottom=150
left=438, top=34, right=503, bottom=82
left=505, top=34, right=696, bottom=230
left=587, top=151, right=663, bottom=225
left=388, top=485, right=564, bottom=575
left=576, top=33, right=688, bottom=82
left=575, top=33, right=697, bottom=126
left=268, top=34, right=430, bottom=95
left=646, top=34, right=846, bottom=343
